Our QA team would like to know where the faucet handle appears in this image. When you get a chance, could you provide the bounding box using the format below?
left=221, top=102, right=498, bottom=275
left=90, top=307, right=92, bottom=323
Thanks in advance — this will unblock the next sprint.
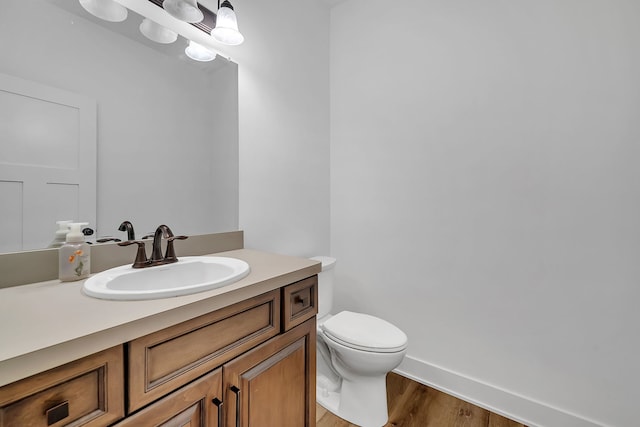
left=164, top=235, right=188, bottom=263
left=117, top=240, right=150, bottom=268
left=96, top=237, right=122, bottom=243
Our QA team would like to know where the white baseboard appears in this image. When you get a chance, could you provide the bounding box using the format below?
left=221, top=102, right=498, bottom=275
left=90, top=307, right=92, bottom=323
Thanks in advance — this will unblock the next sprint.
left=395, top=356, right=605, bottom=427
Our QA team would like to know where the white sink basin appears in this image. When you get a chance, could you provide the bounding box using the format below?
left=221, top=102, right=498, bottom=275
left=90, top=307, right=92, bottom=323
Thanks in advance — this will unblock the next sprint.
left=83, top=256, right=250, bottom=301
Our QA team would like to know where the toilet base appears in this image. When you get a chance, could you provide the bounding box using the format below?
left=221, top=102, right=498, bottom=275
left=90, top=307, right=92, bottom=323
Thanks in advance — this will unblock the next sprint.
left=316, top=373, right=389, bottom=427
left=316, top=381, right=340, bottom=414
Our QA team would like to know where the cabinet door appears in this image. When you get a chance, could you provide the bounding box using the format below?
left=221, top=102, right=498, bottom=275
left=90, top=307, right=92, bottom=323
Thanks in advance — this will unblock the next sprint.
left=115, top=369, right=223, bottom=427
left=223, top=318, right=316, bottom=427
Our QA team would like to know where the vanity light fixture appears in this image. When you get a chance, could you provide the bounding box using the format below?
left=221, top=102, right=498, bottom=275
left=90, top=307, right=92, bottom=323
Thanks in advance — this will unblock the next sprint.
left=185, top=40, right=217, bottom=61
left=139, top=18, right=178, bottom=44
left=211, top=0, right=244, bottom=46
left=162, top=0, right=204, bottom=23
left=78, top=0, right=128, bottom=22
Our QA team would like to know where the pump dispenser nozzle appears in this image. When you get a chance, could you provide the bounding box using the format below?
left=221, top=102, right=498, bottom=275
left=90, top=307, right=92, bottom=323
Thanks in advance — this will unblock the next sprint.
left=66, top=222, right=89, bottom=243
left=48, top=220, right=73, bottom=248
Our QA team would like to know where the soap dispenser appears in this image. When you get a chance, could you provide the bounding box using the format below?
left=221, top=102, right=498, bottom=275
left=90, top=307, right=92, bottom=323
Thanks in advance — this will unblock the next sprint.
left=59, top=222, right=91, bottom=282
left=48, top=220, right=72, bottom=248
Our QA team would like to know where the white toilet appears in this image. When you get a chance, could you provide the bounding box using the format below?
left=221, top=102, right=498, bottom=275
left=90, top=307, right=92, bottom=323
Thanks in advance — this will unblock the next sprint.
left=312, top=256, right=408, bottom=427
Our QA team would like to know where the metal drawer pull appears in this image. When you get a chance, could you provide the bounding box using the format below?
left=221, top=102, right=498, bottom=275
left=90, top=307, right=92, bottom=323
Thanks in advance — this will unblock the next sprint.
left=294, top=294, right=309, bottom=306
left=230, top=385, right=241, bottom=427
left=212, top=397, right=223, bottom=427
left=46, top=400, right=69, bottom=426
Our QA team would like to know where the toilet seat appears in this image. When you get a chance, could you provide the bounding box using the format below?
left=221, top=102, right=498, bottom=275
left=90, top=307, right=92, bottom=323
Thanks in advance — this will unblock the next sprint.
left=321, top=311, right=408, bottom=353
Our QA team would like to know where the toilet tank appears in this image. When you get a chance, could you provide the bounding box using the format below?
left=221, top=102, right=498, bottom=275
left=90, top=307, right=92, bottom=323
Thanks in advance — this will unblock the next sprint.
left=310, top=256, right=336, bottom=319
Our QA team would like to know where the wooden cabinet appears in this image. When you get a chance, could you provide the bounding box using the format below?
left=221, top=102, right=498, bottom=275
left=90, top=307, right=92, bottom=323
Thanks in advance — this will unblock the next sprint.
left=121, top=316, right=315, bottom=427
left=0, top=275, right=318, bottom=427
left=223, top=318, right=316, bottom=427
left=114, top=369, right=223, bottom=427
left=282, top=276, right=318, bottom=331
left=0, top=346, right=124, bottom=427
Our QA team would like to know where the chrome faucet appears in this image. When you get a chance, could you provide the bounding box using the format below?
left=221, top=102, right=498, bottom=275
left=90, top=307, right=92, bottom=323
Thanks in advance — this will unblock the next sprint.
left=118, top=224, right=188, bottom=268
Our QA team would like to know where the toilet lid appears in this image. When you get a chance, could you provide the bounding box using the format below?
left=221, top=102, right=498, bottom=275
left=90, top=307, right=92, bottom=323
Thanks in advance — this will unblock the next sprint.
left=321, top=311, right=408, bottom=353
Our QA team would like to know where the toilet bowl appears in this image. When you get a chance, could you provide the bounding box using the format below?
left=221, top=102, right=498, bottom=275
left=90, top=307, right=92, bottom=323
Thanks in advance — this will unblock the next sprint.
left=312, top=256, right=408, bottom=427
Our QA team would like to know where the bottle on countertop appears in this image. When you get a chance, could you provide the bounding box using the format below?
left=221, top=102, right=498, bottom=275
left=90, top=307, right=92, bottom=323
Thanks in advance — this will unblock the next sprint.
left=48, top=220, right=73, bottom=248
left=59, top=222, right=91, bottom=282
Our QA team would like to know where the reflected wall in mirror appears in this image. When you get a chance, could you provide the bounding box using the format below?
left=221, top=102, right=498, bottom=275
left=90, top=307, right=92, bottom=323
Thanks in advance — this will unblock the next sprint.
left=0, top=0, right=239, bottom=254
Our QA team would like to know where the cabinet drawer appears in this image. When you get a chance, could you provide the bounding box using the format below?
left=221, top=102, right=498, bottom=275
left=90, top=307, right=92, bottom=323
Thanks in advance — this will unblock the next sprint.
left=282, top=276, right=318, bottom=331
left=128, top=289, right=280, bottom=412
left=0, top=346, right=124, bottom=427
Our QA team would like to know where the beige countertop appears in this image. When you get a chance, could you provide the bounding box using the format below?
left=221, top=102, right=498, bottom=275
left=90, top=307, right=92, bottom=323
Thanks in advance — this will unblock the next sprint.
left=0, top=248, right=320, bottom=387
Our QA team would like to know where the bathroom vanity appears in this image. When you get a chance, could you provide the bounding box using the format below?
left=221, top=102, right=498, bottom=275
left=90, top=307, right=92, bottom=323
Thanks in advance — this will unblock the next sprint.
left=0, top=246, right=320, bottom=426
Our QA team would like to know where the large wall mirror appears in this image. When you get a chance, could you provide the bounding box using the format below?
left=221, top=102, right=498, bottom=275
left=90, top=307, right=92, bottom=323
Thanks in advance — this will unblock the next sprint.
left=0, top=0, right=239, bottom=253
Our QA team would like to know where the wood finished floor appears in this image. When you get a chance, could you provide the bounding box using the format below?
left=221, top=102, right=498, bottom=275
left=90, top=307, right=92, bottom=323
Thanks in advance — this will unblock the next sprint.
left=316, top=373, right=526, bottom=427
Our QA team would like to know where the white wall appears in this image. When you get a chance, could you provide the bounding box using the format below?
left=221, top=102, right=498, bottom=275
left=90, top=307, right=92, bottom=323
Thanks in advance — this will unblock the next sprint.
left=234, top=0, right=330, bottom=257
left=0, top=0, right=238, bottom=241
left=330, top=1, right=640, bottom=426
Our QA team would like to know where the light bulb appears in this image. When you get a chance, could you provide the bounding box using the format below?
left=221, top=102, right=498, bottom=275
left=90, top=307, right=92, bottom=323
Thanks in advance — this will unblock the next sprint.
left=139, top=18, right=178, bottom=44
left=162, top=0, right=203, bottom=23
left=185, top=41, right=217, bottom=62
left=79, top=0, right=128, bottom=22
left=211, top=0, right=244, bottom=46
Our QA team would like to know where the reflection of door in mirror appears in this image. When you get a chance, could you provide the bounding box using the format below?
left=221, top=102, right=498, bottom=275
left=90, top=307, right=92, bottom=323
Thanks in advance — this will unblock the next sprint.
left=0, top=73, right=97, bottom=253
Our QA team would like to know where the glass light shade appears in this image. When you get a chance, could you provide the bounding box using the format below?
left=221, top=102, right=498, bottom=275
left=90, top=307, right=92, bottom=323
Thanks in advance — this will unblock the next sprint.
left=162, top=0, right=203, bottom=23
left=79, top=0, right=128, bottom=22
left=211, top=4, right=244, bottom=45
left=140, top=18, right=178, bottom=44
left=185, top=41, right=217, bottom=62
